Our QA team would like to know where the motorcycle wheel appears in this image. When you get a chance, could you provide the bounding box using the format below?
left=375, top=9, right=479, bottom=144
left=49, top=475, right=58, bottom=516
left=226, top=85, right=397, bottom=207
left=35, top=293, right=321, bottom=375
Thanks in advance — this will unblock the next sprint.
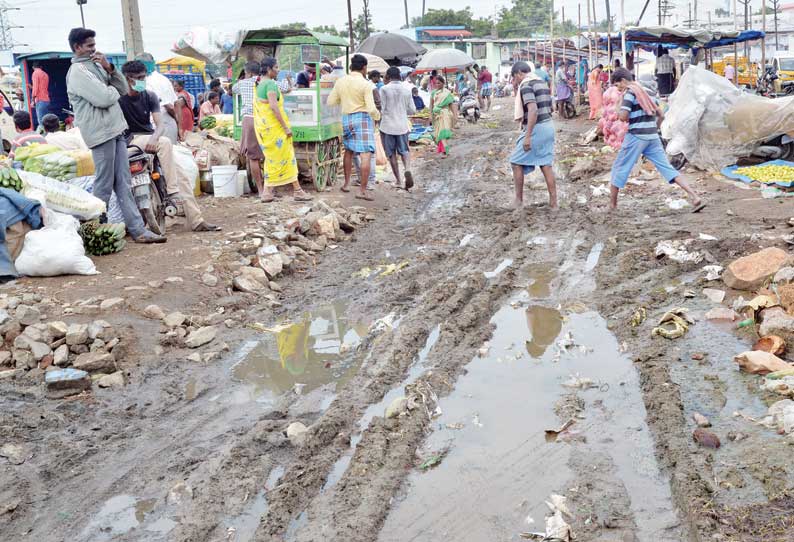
left=142, top=183, right=166, bottom=236
left=563, top=101, right=577, bottom=119
left=780, top=141, right=794, bottom=161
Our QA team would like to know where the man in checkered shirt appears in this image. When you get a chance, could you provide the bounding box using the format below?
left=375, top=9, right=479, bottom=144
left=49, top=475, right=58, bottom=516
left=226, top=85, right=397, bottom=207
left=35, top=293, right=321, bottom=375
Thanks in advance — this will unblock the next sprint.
left=655, top=48, right=676, bottom=97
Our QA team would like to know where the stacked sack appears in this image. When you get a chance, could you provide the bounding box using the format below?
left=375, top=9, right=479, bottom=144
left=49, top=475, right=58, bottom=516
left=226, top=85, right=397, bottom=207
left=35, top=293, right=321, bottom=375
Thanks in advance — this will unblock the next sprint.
left=598, top=86, right=629, bottom=150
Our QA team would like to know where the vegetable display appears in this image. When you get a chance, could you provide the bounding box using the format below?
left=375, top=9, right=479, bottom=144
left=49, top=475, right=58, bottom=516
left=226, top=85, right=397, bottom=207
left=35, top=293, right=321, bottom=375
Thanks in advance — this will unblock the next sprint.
left=214, top=125, right=234, bottom=138
left=78, top=221, right=127, bottom=256
left=0, top=167, right=23, bottom=192
left=199, top=116, right=217, bottom=130
left=24, top=150, right=95, bottom=182
left=734, top=164, right=794, bottom=184
left=14, top=143, right=60, bottom=165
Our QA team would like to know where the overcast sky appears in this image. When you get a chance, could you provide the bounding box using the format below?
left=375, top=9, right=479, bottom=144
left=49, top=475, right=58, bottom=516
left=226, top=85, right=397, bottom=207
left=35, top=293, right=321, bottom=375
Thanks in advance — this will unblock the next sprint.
left=9, top=0, right=734, bottom=59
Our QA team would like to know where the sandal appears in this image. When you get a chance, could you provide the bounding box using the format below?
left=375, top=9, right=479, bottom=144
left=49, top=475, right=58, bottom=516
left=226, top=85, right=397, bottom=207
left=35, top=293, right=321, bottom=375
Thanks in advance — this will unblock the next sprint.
left=193, top=222, right=222, bottom=232
left=691, top=202, right=706, bottom=213
left=355, top=193, right=375, bottom=202
left=293, top=191, right=313, bottom=202
left=340, top=186, right=351, bottom=193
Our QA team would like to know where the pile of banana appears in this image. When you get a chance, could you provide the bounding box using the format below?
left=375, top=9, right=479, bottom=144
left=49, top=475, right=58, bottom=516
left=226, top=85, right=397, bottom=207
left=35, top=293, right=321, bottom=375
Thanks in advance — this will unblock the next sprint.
left=0, top=167, right=23, bottom=192
left=78, top=221, right=127, bottom=256
left=652, top=308, right=694, bottom=339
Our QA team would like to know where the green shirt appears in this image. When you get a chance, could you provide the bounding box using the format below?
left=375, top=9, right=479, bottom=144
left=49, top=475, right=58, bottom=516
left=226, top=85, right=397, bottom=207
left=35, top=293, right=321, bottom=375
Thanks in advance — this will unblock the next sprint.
left=256, top=79, right=279, bottom=100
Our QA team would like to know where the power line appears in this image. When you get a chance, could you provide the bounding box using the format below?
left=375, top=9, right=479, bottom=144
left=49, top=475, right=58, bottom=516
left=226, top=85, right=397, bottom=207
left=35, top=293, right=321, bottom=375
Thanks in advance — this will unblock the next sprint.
left=0, top=0, right=24, bottom=50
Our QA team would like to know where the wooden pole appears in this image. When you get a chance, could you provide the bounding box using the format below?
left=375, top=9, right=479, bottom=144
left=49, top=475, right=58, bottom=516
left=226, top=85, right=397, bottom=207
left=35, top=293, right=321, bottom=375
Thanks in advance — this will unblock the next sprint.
left=587, top=0, right=593, bottom=69
left=733, top=0, right=738, bottom=87
left=551, top=0, right=556, bottom=91
left=578, top=2, right=583, bottom=103
left=762, top=0, right=767, bottom=72
left=619, top=0, right=627, bottom=67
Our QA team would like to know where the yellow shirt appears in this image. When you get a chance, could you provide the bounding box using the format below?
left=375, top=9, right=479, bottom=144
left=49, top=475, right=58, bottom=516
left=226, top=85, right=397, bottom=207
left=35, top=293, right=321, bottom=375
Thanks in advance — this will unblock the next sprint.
left=327, top=71, right=381, bottom=121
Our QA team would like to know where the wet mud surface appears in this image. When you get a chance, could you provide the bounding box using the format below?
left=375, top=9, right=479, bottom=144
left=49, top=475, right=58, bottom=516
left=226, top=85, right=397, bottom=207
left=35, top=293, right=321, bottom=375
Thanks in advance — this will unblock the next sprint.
left=3, top=100, right=794, bottom=542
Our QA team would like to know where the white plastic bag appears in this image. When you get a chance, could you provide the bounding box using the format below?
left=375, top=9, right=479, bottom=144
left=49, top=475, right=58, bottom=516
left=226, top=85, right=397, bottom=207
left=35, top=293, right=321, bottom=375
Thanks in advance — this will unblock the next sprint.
left=67, top=175, right=123, bottom=224
left=15, top=211, right=97, bottom=276
left=19, top=171, right=105, bottom=220
left=173, top=144, right=199, bottom=190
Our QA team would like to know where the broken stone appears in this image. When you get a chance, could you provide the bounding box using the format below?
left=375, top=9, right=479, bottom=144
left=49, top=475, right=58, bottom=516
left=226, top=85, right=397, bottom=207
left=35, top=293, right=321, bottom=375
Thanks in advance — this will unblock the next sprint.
left=53, top=345, right=69, bottom=366
left=693, top=412, right=711, bottom=428
left=702, top=288, right=726, bottom=303
left=258, top=254, right=283, bottom=279
left=239, top=266, right=269, bottom=285
left=97, top=371, right=125, bottom=388
left=693, top=428, right=721, bottom=449
left=187, top=353, right=202, bottom=362
left=202, top=351, right=220, bottom=363
left=723, top=247, right=791, bottom=291
left=39, top=354, right=54, bottom=369
left=48, top=321, right=68, bottom=339
left=15, top=305, right=40, bottom=326
left=165, top=276, right=184, bottom=284
left=13, top=349, right=35, bottom=369
left=774, top=267, right=794, bottom=285
left=70, top=344, right=89, bottom=355
left=72, top=351, right=116, bottom=373
left=13, top=334, right=33, bottom=351
left=148, top=280, right=163, bottom=289
left=201, top=274, right=218, bottom=287
left=0, top=443, right=31, bottom=465
left=45, top=368, right=91, bottom=398
left=99, top=297, right=124, bottom=311
left=29, top=341, right=52, bottom=362
left=233, top=276, right=266, bottom=294
left=0, top=368, right=24, bottom=380
left=295, top=205, right=313, bottom=217
left=90, top=339, right=106, bottom=351
left=163, top=312, right=186, bottom=328
left=315, top=214, right=338, bottom=239
left=760, top=307, right=794, bottom=344
left=88, top=320, right=113, bottom=341
left=184, top=326, right=217, bottom=348
left=286, top=421, right=308, bottom=443
left=0, top=351, right=11, bottom=366
left=0, top=309, right=9, bottom=326
left=65, top=324, right=89, bottom=346
left=268, top=281, right=282, bottom=293
left=143, top=304, right=166, bottom=320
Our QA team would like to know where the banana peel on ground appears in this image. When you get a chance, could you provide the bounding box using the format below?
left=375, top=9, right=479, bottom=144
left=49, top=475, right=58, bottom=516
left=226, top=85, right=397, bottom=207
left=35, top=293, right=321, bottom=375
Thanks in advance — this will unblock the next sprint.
left=652, top=308, right=694, bottom=339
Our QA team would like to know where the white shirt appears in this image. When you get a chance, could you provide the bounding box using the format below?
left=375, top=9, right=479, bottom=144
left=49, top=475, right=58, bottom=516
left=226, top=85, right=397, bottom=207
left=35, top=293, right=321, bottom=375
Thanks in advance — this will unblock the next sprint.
left=379, top=81, right=415, bottom=136
left=45, top=129, right=88, bottom=151
left=146, top=71, right=178, bottom=107
left=724, top=65, right=736, bottom=81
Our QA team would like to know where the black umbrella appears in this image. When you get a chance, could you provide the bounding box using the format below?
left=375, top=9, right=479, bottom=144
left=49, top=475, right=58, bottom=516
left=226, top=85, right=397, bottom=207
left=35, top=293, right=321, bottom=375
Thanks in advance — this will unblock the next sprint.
left=357, top=32, right=427, bottom=64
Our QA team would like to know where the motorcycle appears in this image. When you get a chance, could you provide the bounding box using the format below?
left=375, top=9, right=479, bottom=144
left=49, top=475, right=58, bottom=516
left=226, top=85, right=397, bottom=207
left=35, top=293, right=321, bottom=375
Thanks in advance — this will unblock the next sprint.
left=555, top=80, right=577, bottom=119
left=127, top=144, right=169, bottom=235
left=757, top=66, right=779, bottom=97
left=458, top=87, right=481, bottom=123
left=783, top=81, right=794, bottom=96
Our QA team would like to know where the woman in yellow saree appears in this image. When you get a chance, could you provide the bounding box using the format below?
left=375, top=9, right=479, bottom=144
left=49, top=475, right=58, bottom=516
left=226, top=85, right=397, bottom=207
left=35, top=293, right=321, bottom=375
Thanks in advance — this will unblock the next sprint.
left=254, top=57, right=312, bottom=202
left=430, top=76, right=456, bottom=157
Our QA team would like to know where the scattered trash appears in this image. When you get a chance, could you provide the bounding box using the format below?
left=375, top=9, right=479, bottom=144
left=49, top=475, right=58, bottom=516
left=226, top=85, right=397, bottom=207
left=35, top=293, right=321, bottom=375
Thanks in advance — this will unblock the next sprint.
left=734, top=350, right=793, bottom=375
left=705, top=307, right=738, bottom=321
left=528, top=236, right=548, bottom=246
left=370, top=312, right=399, bottom=333
left=762, top=368, right=794, bottom=397
left=693, top=428, right=721, bottom=448
left=760, top=399, right=794, bottom=434
left=477, top=341, right=490, bottom=358
left=629, top=306, right=647, bottom=327
left=471, top=413, right=483, bottom=428
left=693, top=412, right=711, bottom=428
left=652, top=308, right=693, bottom=339
left=702, top=265, right=724, bottom=281
left=354, top=261, right=409, bottom=279
left=744, top=294, right=779, bottom=313
left=561, top=375, right=597, bottom=390
left=459, top=233, right=475, bottom=247
left=419, top=447, right=450, bottom=470
left=591, top=184, right=609, bottom=197
left=698, top=233, right=719, bottom=241
left=445, top=422, right=465, bottom=430
left=702, top=288, right=726, bottom=303
left=754, top=335, right=786, bottom=356
left=484, top=258, right=513, bottom=279
left=545, top=419, right=576, bottom=441
left=736, top=317, right=755, bottom=328
left=655, top=240, right=703, bottom=264
left=385, top=396, right=410, bottom=419
left=247, top=322, right=293, bottom=333
left=665, top=198, right=690, bottom=210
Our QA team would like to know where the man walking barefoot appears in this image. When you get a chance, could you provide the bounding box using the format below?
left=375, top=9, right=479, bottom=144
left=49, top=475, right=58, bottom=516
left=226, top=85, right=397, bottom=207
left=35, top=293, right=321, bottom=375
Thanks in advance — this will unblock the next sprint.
left=608, top=68, right=704, bottom=212
left=379, top=67, right=416, bottom=190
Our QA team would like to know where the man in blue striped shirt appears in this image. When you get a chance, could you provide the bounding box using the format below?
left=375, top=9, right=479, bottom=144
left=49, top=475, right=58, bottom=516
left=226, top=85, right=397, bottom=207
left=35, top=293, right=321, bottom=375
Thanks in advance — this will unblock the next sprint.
left=609, top=68, right=704, bottom=212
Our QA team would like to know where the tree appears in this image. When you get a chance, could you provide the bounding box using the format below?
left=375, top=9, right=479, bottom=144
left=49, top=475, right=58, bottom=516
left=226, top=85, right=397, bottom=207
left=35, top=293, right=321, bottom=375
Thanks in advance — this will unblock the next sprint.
left=495, top=0, right=575, bottom=38
left=714, top=7, right=730, bottom=18
left=410, top=7, right=494, bottom=37
left=352, top=2, right=374, bottom=45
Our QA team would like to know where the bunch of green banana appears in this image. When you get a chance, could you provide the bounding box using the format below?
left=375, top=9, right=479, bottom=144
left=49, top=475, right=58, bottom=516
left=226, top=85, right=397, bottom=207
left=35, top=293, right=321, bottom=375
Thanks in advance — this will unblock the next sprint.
left=79, top=221, right=127, bottom=256
left=0, top=167, right=23, bottom=192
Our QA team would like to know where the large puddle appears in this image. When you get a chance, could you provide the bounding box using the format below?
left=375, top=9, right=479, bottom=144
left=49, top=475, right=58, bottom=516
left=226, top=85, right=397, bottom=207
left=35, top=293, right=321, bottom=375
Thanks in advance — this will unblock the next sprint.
left=379, top=257, right=681, bottom=541
left=229, top=301, right=371, bottom=402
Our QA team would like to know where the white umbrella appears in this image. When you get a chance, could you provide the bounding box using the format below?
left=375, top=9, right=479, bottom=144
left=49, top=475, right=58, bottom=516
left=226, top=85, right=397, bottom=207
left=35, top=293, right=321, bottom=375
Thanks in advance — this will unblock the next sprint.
left=415, top=48, right=475, bottom=73
left=334, top=53, right=389, bottom=74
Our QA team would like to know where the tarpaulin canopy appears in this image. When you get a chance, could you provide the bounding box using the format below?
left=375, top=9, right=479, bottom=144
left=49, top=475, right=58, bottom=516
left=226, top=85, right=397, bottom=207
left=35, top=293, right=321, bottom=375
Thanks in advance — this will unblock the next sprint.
left=589, top=26, right=765, bottom=51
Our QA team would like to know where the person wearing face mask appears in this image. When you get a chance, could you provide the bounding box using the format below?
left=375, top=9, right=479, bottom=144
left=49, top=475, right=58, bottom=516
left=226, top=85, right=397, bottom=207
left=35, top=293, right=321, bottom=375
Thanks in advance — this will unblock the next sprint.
left=135, top=52, right=182, bottom=144
left=119, top=60, right=220, bottom=233
left=66, top=27, right=165, bottom=244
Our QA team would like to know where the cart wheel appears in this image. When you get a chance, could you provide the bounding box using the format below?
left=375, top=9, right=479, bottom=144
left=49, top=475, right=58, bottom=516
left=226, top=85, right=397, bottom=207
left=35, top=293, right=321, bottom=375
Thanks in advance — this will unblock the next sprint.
left=313, top=141, right=327, bottom=192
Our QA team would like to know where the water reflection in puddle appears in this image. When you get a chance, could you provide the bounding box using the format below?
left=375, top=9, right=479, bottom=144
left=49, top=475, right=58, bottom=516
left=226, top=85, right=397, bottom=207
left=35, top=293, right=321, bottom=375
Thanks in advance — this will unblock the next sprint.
left=525, top=263, right=555, bottom=299
left=226, top=465, right=285, bottom=542
left=379, top=291, right=681, bottom=542
left=230, top=302, right=371, bottom=402
left=79, top=495, right=160, bottom=541
left=484, top=258, right=513, bottom=279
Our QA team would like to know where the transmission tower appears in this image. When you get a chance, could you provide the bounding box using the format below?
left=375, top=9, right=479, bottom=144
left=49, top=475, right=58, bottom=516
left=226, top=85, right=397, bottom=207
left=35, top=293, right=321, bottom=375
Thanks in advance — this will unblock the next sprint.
left=658, top=0, right=675, bottom=25
left=0, top=1, right=22, bottom=50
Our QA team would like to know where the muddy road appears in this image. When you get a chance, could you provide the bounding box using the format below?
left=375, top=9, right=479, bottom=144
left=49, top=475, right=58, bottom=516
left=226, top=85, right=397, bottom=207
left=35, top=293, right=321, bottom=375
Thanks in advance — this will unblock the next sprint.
left=3, top=100, right=794, bottom=542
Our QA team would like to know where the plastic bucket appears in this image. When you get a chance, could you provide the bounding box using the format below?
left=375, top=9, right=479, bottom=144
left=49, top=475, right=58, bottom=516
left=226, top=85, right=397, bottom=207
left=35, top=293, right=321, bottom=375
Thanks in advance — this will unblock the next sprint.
left=237, top=170, right=248, bottom=195
left=211, top=165, right=239, bottom=198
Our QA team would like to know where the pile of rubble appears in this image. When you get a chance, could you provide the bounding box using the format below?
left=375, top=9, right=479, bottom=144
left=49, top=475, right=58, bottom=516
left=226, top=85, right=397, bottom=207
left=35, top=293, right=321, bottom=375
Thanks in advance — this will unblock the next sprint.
left=0, top=293, right=125, bottom=397
left=220, top=200, right=373, bottom=296
left=142, top=304, right=229, bottom=363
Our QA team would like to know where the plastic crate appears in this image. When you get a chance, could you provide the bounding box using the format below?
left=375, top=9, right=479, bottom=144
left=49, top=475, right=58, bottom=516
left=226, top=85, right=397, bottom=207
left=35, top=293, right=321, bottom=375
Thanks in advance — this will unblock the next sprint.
left=162, top=73, right=205, bottom=107
left=157, top=64, right=201, bottom=74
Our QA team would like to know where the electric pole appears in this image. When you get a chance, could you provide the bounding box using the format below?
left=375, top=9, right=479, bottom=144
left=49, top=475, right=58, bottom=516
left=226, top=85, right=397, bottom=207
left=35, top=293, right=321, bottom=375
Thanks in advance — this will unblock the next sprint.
left=120, top=0, right=144, bottom=60
left=403, top=0, right=409, bottom=27
left=77, top=0, right=87, bottom=27
left=0, top=1, right=22, bottom=51
left=347, top=0, right=354, bottom=49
